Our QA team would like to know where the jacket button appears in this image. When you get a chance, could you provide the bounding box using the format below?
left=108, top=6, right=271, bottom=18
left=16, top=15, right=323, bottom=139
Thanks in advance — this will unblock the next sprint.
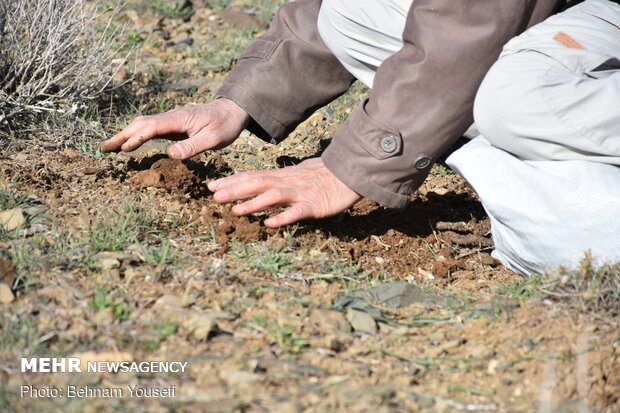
left=379, top=134, right=397, bottom=153
left=414, top=156, right=432, bottom=170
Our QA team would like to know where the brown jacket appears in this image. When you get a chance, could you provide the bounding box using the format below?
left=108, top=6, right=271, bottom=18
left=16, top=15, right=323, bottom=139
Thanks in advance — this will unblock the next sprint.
left=217, top=0, right=565, bottom=208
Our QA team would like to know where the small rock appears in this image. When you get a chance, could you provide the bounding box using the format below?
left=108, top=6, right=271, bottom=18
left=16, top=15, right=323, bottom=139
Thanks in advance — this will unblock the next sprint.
left=68, top=247, right=89, bottom=262
left=501, top=377, right=516, bottom=386
left=216, top=10, right=265, bottom=31
left=426, top=346, right=445, bottom=358
left=487, top=359, right=509, bottom=374
left=467, top=344, right=495, bottom=359
left=0, top=208, right=26, bottom=231
left=92, top=252, right=130, bottom=270
left=22, top=205, right=48, bottom=216
left=209, top=259, right=226, bottom=276
left=153, top=294, right=185, bottom=309
left=220, top=370, right=262, bottom=387
left=272, top=401, right=303, bottom=413
left=136, top=16, right=162, bottom=34
left=321, top=335, right=347, bottom=352
left=351, top=282, right=438, bottom=309
left=125, top=244, right=148, bottom=262
left=309, top=309, right=352, bottom=334
left=185, top=314, right=219, bottom=341
left=345, top=309, right=377, bottom=334
left=153, top=295, right=225, bottom=340
left=97, top=258, right=120, bottom=270
left=0, top=282, right=14, bottom=304
left=166, top=34, right=194, bottom=48
left=440, top=338, right=463, bottom=351
left=191, top=8, right=214, bottom=24
left=93, top=251, right=133, bottom=261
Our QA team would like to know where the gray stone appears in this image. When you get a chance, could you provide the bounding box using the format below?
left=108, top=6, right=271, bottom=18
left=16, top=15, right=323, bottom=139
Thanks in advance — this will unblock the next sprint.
left=346, top=309, right=377, bottom=334
left=220, top=370, right=262, bottom=387
left=467, top=344, right=495, bottom=359
left=351, top=282, right=438, bottom=309
left=309, top=309, right=352, bottom=334
left=0, top=282, right=14, bottom=304
left=0, top=208, right=25, bottom=231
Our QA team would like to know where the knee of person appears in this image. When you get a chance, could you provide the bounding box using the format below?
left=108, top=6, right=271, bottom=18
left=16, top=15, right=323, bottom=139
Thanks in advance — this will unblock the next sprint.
left=317, top=0, right=338, bottom=44
left=473, top=70, right=508, bottom=146
left=472, top=61, right=531, bottom=151
left=318, top=0, right=361, bottom=33
left=318, top=0, right=344, bottom=25
left=317, top=0, right=355, bottom=56
left=319, top=0, right=350, bottom=14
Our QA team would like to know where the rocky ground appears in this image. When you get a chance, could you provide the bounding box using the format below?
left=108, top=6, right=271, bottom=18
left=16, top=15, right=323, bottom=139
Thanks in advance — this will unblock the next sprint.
left=0, top=1, right=618, bottom=412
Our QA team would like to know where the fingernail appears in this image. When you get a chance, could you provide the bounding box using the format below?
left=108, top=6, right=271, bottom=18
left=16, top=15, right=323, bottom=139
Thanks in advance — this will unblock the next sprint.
left=208, top=181, right=219, bottom=191
left=169, top=146, right=182, bottom=158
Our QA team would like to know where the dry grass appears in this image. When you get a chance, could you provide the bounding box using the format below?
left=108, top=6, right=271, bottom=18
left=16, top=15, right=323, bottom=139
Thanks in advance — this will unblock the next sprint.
left=0, top=0, right=130, bottom=128
left=540, top=252, right=620, bottom=318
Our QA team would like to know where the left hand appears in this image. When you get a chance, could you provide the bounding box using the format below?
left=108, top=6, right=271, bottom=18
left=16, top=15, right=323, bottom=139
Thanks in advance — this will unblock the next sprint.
left=207, top=158, right=362, bottom=228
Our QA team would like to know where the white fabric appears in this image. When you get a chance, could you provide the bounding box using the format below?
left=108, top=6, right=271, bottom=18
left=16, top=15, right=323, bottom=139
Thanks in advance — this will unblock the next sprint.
left=453, top=0, right=620, bottom=275
left=317, top=0, right=413, bottom=88
left=446, top=137, right=620, bottom=275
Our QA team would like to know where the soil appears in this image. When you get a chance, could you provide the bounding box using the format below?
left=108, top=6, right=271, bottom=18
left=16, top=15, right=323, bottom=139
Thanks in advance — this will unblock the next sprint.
left=129, top=158, right=202, bottom=192
left=127, top=154, right=265, bottom=250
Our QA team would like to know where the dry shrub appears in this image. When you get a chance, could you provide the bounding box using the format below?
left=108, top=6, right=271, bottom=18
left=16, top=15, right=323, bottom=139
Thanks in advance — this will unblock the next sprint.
left=0, top=0, right=130, bottom=128
left=540, top=252, right=620, bottom=318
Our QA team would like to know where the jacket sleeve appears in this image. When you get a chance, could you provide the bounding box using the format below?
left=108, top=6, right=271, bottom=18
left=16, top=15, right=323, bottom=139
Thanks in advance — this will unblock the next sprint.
left=216, top=0, right=355, bottom=143
left=321, top=0, right=562, bottom=208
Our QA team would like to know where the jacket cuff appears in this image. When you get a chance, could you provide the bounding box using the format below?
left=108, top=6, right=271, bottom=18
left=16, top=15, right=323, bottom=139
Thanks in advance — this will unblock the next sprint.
left=216, top=82, right=287, bottom=143
left=323, top=149, right=411, bottom=209
left=322, top=101, right=429, bottom=209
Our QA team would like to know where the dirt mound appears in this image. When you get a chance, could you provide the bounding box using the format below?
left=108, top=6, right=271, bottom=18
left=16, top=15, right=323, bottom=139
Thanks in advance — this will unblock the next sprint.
left=129, top=158, right=208, bottom=197
left=125, top=155, right=263, bottom=251
left=202, top=206, right=264, bottom=253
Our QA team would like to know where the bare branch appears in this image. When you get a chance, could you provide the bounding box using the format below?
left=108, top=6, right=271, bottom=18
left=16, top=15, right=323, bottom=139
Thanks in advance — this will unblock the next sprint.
left=0, top=0, right=132, bottom=128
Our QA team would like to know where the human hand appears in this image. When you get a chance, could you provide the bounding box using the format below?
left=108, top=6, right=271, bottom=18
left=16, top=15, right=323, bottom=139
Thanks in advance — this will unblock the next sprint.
left=102, top=98, right=250, bottom=159
left=208, top=158, right=362, bottom=227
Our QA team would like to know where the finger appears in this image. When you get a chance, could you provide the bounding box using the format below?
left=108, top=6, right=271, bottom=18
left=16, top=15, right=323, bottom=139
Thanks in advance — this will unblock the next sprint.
left=168, top=129, right=222, bottom=159
left=209, top=169, right=280, bottom=191
left=231, top=187, right=296, bottom=216
left=101, top=118, right=146, bottom=151
left=122, top=132, right=193, bottom=153
left=213, top=176, right=282, bottom=203
left=120, top=133, right=156, bottom=152
left=264, top=204, right=313, bottom=228
left=102, top=111, right=188, bottom=152
left=208, top=169, right=282, bottom=192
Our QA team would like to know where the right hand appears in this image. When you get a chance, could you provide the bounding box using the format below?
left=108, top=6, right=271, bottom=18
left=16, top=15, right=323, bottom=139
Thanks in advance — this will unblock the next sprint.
left=101, top=98, right=250, bottom=159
